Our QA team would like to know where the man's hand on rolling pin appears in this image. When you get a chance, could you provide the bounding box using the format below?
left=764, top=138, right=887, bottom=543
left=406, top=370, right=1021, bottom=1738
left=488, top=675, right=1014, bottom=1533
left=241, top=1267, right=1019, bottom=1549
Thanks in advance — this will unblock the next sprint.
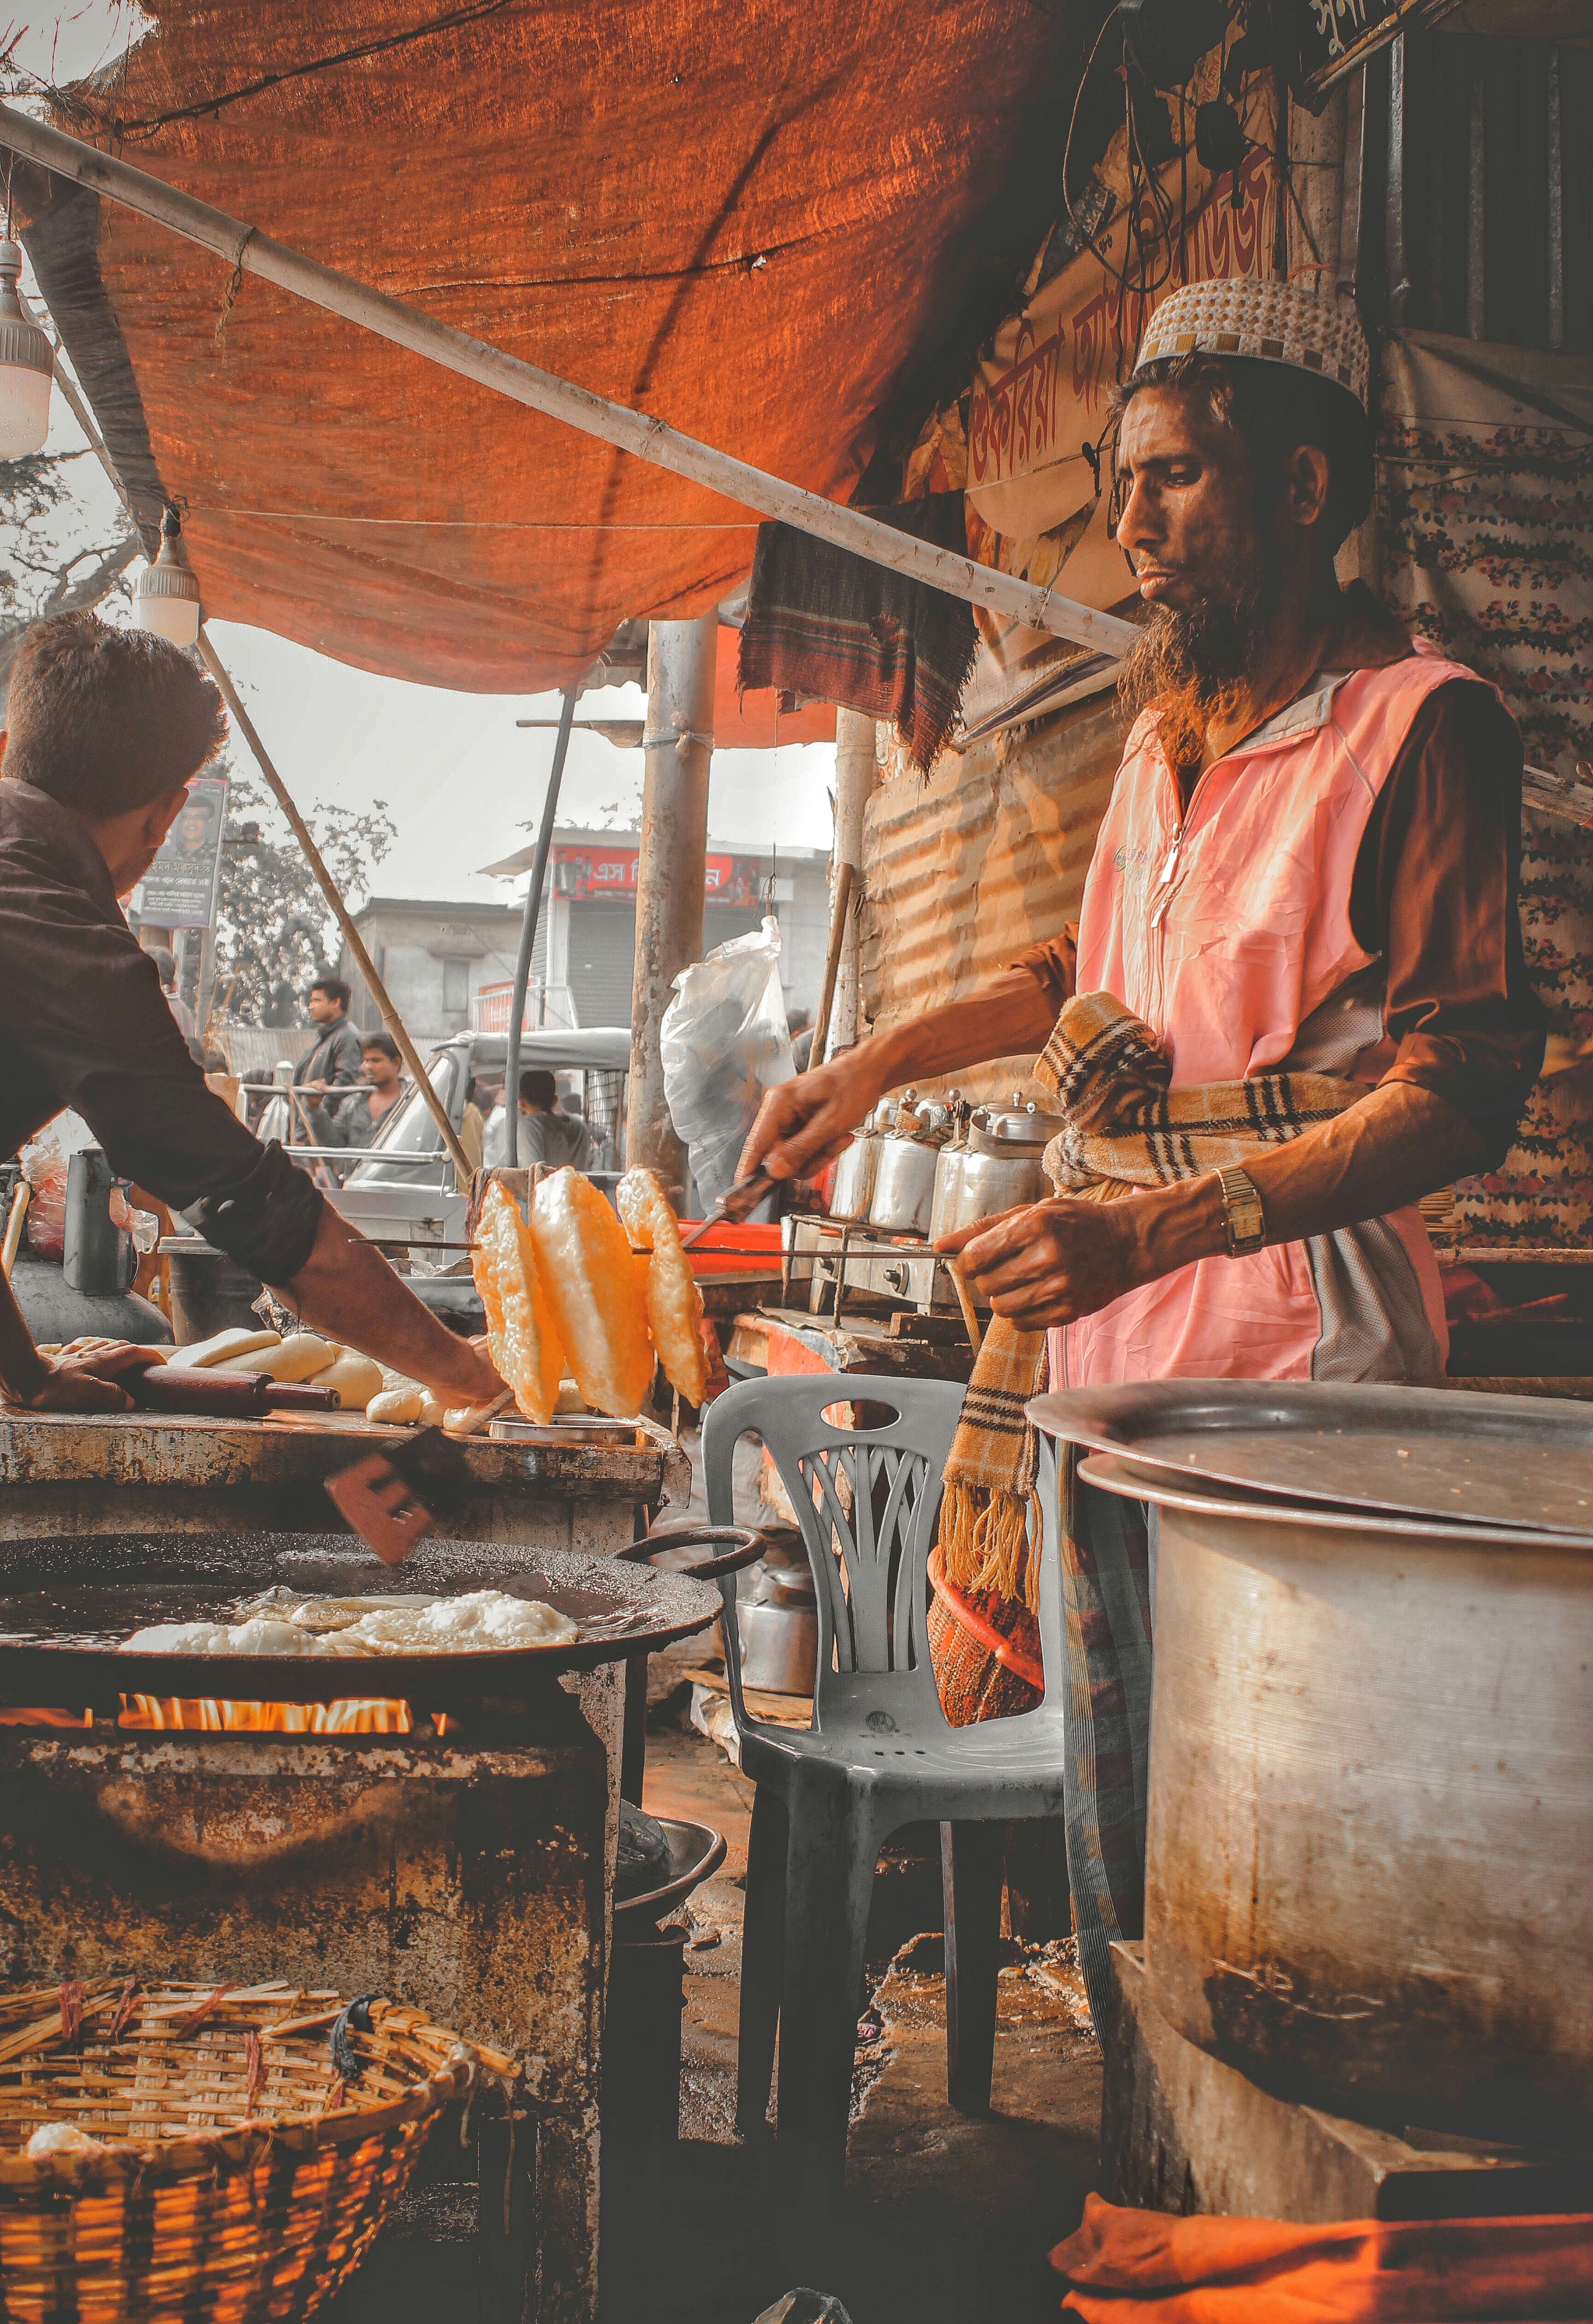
left=937, top=1197, right=1155, bottom=1333
left=4, top=1338, right=168, bottom=1414
left=738, top=1051, right=882, bottom=1186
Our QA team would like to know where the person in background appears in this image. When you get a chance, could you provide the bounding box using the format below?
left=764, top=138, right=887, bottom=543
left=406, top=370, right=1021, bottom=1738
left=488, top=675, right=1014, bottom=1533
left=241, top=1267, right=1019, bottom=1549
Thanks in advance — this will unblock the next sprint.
left=320, top=1032, right=407, bottom=1156
left=144, top=944, right=195, bottom=1044
left=787, top=1004, right=815, bottom=1074
left=294, top=976, right=363, bottom=1143
left=502, top=1069, right=595, bottom=1170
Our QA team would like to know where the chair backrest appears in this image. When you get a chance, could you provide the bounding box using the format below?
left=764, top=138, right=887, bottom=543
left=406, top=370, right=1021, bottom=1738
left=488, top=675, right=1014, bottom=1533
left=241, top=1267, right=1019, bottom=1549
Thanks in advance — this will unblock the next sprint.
left=702, top=1372, right=968, bottom=1724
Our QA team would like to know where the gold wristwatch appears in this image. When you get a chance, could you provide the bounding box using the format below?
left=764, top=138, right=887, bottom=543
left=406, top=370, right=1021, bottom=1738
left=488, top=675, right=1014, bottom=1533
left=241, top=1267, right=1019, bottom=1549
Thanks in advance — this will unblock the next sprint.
left=1217, top=1166, right=1266, bottom=1257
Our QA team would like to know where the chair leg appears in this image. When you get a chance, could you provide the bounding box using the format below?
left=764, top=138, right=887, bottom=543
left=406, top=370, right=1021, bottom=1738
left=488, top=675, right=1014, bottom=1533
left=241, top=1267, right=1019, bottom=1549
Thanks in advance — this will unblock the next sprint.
left=736, top=1784, right=788, bottom=2136
left=941, top=1820, right=1005, bottom=2115
left=773, top=1780, right=879, bottom=2188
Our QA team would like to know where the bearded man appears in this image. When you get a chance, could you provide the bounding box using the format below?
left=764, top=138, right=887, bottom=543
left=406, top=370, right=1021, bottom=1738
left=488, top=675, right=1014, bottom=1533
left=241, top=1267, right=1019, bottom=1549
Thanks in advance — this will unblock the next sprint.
left=740, top=281, right=1545, bottom=2031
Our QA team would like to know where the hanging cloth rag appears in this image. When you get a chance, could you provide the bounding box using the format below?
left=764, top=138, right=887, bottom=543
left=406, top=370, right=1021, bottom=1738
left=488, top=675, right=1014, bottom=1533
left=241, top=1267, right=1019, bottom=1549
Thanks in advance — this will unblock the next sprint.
left=1050, top=2194, right=1593, bottom=2323
left=937, top=990, right=1368, bottom=1611
left=737, top=493, right=978, bottom=773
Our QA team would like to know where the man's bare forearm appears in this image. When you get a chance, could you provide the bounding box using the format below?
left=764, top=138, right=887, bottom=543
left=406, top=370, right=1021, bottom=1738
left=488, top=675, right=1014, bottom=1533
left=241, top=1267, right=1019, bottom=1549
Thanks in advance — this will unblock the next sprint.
left=1126, top=1081, right=1487, bottom=1285
left=279, top=1207, right=501, bottom=1403
left=742, top=965, right=1063, bottom=1184
left=861, top=970, right=1062, bottom=1103
left=946, top=1079, right=1485, bottom=1331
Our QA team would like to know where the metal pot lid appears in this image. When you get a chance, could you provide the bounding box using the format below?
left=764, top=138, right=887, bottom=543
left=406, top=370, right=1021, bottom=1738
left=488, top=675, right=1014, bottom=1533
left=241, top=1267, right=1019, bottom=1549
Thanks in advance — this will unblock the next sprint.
left=974, top=1094, right=1065, bottom=1149
left=1029, top=1380, right=1593, bottom=1542
left=1077, top=1450, right=1586, bottom=1549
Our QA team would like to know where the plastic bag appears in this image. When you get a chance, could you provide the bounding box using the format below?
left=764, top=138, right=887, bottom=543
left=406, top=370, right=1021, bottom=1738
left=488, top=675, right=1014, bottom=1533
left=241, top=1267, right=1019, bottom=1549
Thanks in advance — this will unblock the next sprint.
left=661, top=916, right=794, bottom=1208
left=18, top=1110, right=95, bottom=1261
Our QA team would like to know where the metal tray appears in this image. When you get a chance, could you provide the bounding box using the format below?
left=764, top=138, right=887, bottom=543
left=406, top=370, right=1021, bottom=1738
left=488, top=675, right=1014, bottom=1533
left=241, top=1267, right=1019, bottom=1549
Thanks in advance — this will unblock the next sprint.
left=1077, top=1451, right=1589, bottom=1549
left=1029, top=1380, right=1593, bottom=1540
left=0, top=1532, right=724, bottom=1705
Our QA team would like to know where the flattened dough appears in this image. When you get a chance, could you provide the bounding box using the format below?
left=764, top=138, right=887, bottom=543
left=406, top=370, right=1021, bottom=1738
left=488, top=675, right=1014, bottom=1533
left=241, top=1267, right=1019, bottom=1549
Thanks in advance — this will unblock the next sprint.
left=618, top=1168, right=708, bottom=1404
left=530, top=1168, right=654, bottom=1418
left=472, top=1180, right=564, bottom=1424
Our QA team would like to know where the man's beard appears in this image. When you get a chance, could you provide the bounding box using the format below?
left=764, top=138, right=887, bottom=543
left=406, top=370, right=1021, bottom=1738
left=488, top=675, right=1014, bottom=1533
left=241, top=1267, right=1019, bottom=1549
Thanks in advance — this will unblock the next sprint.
left=1116, top=562, right=1277, bottom=772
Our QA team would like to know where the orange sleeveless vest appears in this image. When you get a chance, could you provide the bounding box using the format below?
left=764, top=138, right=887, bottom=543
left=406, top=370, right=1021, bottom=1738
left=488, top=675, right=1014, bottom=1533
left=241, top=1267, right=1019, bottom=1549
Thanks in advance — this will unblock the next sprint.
left=1058, top=648, right=1478, bottom=1390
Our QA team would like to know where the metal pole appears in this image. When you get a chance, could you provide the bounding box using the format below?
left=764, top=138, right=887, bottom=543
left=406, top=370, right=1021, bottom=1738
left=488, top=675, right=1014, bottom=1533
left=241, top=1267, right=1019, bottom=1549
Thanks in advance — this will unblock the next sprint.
left=827, top=708, right=875, bottom=1059
left=504, top=687, right=576, bottom=1168
left=626, top=616, right=714, bottom=1191
left=0, top=103, right=1136, bottom=661
left=196, top=633, right=473, bottom=1181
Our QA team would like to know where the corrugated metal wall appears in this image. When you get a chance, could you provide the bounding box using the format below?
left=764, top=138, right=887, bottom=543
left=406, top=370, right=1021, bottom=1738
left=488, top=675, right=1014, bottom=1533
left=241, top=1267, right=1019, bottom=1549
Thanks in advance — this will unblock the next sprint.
left=859, top=695, right=1121, bottom=1105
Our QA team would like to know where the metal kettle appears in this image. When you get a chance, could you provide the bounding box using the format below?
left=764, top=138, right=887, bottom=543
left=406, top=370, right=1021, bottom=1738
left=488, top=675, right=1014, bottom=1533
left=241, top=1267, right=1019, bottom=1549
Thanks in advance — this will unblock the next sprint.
left=932, top=1092, right=1062, bottom=1239
left=829, top=1099, right=890, bottom=1222
left=867, top=1091, right=949, bottom=1236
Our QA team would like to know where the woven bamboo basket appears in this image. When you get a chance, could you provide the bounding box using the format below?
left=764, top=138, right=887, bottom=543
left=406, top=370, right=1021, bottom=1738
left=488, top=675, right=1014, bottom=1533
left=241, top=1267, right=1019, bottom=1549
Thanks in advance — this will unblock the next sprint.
left=0, top=1977, right=506, bottom=2324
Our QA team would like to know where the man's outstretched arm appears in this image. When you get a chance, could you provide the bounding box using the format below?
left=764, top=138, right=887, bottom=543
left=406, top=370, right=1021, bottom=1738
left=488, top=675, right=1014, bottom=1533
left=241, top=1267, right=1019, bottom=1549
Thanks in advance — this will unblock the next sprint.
left=739, top=964, right=1064, bottom=1187
left=940, top=1080, right=1488, bottom=1331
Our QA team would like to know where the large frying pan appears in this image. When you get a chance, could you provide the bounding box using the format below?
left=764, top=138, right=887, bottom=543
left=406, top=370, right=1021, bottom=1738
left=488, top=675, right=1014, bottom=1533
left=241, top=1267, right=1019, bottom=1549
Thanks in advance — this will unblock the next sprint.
left=0, top=1524, right=763, bottom=1708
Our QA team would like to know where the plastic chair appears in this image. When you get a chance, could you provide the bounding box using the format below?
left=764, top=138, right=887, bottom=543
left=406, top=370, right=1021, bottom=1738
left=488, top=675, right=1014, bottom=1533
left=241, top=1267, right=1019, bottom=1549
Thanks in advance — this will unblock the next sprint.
left=702, top=1373, right=1069, bottom=2181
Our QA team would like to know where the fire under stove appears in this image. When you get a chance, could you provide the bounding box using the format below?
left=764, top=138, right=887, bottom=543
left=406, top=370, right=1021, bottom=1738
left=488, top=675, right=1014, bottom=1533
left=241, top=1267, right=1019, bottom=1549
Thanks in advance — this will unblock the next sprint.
left=0, top=1526, right=732, bottom=2324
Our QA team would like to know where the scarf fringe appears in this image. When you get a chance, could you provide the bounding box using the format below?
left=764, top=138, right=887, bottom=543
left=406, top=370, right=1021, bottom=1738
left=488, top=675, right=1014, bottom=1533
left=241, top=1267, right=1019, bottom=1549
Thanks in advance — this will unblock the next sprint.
left=939, top=1483, right=1041, bottom=1612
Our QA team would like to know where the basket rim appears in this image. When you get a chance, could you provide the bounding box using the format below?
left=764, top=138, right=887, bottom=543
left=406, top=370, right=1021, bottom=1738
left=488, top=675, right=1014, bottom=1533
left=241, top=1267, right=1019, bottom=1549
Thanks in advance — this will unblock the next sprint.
left=0, top=2057, right=475, bottom=2192
left=0, top=1981, right=503, bottom=2193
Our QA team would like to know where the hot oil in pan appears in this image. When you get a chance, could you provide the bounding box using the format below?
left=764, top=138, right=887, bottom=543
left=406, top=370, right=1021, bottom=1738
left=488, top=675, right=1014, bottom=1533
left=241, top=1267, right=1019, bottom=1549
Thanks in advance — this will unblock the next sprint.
left=0, top=1534, right=669, bottom=1655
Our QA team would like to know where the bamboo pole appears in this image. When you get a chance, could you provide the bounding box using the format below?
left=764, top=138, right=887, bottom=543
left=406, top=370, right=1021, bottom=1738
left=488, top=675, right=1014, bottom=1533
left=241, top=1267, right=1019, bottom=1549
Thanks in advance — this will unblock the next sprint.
left=195, top=635, right=473, bottom=1180
left=0, top=102, right=1137, bottom=661
left=806, top=859, right=854, bottom=1073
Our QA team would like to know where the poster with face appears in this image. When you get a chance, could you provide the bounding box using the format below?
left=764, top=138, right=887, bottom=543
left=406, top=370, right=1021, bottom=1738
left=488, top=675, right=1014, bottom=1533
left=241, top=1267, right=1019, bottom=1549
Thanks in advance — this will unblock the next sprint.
left=139, top=773, right=229, bottom=928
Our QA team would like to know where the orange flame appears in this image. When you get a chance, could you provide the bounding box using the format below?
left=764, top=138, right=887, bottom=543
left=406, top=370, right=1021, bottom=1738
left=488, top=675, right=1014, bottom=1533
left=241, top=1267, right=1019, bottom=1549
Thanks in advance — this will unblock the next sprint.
left=119, top=1697, right=415, bottom=1732
left=0, top=1701, right=453, bottom=1733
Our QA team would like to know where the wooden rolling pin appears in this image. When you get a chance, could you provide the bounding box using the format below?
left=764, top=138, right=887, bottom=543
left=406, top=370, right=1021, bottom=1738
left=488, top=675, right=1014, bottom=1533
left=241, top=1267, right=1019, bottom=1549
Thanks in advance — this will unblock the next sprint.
left=134, top=1366, right=340, bottom=1419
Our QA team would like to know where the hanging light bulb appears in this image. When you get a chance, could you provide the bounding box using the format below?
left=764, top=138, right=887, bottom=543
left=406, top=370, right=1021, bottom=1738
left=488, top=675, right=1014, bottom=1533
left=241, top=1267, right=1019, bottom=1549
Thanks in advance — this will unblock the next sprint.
left=0, top=241, right=53, bottom=460
left=133, top=506, right=203, bottom=648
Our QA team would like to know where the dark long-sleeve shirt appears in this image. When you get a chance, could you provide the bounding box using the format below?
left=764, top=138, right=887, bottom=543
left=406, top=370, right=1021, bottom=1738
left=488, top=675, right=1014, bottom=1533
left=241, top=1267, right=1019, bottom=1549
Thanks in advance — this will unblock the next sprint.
left=295, top=1016, right=364, bottom=1126
left=1017, top=676, right=1545, bottom=1167
left=0, top=779, right=324, bottom=1280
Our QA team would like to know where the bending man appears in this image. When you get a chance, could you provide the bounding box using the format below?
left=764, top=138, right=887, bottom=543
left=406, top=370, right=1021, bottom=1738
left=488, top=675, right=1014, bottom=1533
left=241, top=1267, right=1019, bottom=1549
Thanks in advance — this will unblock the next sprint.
left=0, top=614, right=503, bottom=1416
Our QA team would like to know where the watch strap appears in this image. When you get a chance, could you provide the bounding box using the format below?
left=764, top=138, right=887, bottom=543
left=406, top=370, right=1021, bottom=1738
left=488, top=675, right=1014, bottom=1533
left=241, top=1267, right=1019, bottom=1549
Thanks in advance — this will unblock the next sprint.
left=1218, top=1165, right=1266, bottom=1257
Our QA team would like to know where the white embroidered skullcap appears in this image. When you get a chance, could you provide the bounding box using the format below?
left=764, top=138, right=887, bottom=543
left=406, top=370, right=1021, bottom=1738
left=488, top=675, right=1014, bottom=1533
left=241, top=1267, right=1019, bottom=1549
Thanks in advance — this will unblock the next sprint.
left=1135, top=278, right=1369, bottom=411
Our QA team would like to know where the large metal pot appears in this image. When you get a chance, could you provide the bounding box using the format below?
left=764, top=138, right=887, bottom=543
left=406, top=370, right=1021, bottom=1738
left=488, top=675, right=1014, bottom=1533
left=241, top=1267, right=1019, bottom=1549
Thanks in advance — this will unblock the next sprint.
left=932, top=1095, right=1062, bottom=1240
left=1095, top=1458, right=1593, bottom=2145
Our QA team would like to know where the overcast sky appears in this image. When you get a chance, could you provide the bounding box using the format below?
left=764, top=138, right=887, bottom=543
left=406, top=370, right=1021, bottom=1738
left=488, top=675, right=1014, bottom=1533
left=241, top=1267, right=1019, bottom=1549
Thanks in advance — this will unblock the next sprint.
left=7, top=5, right=837, bottom=906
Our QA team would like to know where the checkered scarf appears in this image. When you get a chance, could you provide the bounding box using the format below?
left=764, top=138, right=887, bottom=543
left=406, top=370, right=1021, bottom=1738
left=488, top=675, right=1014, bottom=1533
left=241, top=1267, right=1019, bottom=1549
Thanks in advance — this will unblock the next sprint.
left=939, top=991, right=1367, bottom=1607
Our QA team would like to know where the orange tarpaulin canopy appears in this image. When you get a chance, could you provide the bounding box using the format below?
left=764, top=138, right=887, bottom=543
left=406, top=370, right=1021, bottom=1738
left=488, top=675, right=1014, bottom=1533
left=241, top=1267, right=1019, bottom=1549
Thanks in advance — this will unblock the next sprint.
left=21, top=0, right=1058, bottom=703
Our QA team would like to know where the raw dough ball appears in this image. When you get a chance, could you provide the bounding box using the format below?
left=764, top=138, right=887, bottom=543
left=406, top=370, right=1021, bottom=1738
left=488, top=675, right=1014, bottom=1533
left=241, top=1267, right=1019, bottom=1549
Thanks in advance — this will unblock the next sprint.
left=367, top=1384, right=425, bottom=1425
left=530, top=1169, right=654, bottom=1419
left=313, top=1352, right=385, bottom=1410
left=618, top=1168, right=708, bottom=1404
left=212, top=1333, right=338, bottom=1381
left=418, top=1391, right=450, bottom=1427
left=472, top=1180, right=565, bottom=1424
left=171, top=1327, right=279, bottom=1370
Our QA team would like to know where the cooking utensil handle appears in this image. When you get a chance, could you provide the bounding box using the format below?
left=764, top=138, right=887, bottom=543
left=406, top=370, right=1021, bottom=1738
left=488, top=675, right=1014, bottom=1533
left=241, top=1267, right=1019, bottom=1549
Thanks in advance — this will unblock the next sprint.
left=617, top=1522, right=770, bottom=1581
left=679, top=1172, right=774, bottom=1251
